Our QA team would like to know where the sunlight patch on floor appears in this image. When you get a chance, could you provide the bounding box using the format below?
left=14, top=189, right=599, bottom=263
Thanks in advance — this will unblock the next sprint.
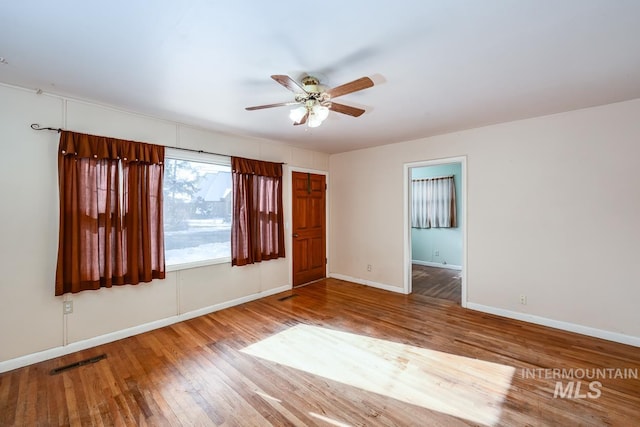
left=241, top=325, right=515, bottom=426
left=309, top=412, right=353, bottom=427
left=255, top=391, right=282, bottom=403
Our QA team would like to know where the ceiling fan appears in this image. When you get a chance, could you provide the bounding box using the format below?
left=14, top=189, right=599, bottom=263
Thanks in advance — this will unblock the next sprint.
left=245, top=74, right=374, bottom=127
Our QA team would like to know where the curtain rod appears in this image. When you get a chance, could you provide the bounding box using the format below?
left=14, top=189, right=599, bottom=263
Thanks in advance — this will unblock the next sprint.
left=412, top=175, right=454, bottom=181
left=30, top=123, right=286, bottom=163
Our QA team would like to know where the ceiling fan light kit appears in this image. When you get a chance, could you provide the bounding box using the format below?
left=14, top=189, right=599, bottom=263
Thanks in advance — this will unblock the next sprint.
left=246, top=74, right=374, bottom=128
left=290, top=102, right=330, bottom=127
left=289, top=106, right=307, bottom=123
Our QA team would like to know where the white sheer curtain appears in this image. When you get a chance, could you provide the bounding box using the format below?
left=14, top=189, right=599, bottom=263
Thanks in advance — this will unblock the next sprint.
left=411, top=176, right=457, bottom=228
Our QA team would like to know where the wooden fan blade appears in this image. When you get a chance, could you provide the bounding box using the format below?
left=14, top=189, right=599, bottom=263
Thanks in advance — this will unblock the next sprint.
left=327, top=77, right=374, bottom=99
left=245, top=101, right=301, bottom=111
left=271, top=75, right=308, bottom=93
left=329, top=102, right=366, bottom=117
left=293, top=111, right=309, bottom=126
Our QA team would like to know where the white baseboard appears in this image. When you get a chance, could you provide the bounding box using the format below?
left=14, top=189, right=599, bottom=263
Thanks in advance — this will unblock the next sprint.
left=0, top=285, right=290, bottom=374
left=412, top=260, right=462, bottom=271
left=467, top=303, right=640, bottom=348
left=7, top=284, right=635, bottom=373
left=175, top=285, right=289, bottom=322
left=329, top=273, right=407, bottom=294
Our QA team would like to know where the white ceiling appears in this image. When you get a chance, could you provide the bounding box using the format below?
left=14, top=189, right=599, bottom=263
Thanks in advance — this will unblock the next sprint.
left=2, top=1, right=639, bottom=154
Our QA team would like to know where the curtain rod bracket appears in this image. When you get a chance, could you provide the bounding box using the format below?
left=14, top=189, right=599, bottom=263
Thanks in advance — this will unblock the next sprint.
left=31, top=123, right=63, bottom=133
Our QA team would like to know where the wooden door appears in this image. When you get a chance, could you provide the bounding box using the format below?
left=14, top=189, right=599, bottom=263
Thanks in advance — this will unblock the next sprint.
left=292, top=172, right=326, bottom=286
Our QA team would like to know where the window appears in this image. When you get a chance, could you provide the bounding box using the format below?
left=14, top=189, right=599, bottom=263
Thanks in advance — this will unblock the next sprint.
left=411, top=176, right=457, bottom=229
left=163, top=149, right=232, bottom=269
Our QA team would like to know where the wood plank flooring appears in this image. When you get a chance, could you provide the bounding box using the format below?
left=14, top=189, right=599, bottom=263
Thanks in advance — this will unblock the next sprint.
left=412, top=264, right=461, bottom=303
left=1, top=278, right=639, bottom=426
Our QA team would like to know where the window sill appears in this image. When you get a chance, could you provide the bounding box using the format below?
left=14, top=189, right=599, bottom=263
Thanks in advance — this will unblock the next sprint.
left=166, top=257, right=231, bottom=272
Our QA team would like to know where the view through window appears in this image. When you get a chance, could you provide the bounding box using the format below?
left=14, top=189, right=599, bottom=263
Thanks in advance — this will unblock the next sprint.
left=163, top=152, right=232, bottom=268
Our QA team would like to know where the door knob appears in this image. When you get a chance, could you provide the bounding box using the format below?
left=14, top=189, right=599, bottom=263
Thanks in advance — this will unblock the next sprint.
left=292, top=233, right=299, bottom=238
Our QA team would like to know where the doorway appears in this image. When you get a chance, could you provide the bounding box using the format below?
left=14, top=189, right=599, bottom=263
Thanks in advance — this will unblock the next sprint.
left=291, top=171, right=327, bottom=287
left=403, top=157, right=467, bottom=307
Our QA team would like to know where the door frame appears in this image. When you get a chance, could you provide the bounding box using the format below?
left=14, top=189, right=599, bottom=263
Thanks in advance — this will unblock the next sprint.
left=403, top=156, right=467, bottom=307
left=287, top=166, right=329, bottom=288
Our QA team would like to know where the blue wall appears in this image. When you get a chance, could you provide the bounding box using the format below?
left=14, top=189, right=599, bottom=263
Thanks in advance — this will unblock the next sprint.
left=411, top=163, right=463, bottom=268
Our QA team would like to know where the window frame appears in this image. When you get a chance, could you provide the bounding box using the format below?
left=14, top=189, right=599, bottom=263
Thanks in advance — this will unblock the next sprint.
left=164, top=148, right=232, bottom=271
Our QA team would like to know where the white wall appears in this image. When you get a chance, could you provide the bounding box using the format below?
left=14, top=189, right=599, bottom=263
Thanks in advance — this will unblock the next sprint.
left=0, top=83, right=329, bottom=366
left=330, top=98, right=640, bottom=343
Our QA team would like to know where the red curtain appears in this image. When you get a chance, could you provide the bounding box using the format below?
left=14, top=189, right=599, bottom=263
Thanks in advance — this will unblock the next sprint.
left=55, top=131, right=165, bottom=295
left=231, top=157, right=285, bottom=266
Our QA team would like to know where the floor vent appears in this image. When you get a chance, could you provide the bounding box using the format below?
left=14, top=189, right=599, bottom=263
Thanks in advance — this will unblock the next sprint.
left=278, top=294, right=299, bottom=302
left=50, top=354, right=107, bottom=375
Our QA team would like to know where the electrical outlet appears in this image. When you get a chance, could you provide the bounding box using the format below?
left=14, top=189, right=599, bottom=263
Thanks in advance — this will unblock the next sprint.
left=435, top=250, right=440, bottom=257
left=367, top=264, right=372, bottom=272
left=519, top=295, right=527, bottom=305
left=63, top=300, right=73, bottom=314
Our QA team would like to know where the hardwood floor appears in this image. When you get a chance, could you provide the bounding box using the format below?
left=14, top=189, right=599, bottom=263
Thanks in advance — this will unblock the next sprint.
left=1, top=278, right=639, bottom=426
left=412, top=264, right=461, bottom=303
